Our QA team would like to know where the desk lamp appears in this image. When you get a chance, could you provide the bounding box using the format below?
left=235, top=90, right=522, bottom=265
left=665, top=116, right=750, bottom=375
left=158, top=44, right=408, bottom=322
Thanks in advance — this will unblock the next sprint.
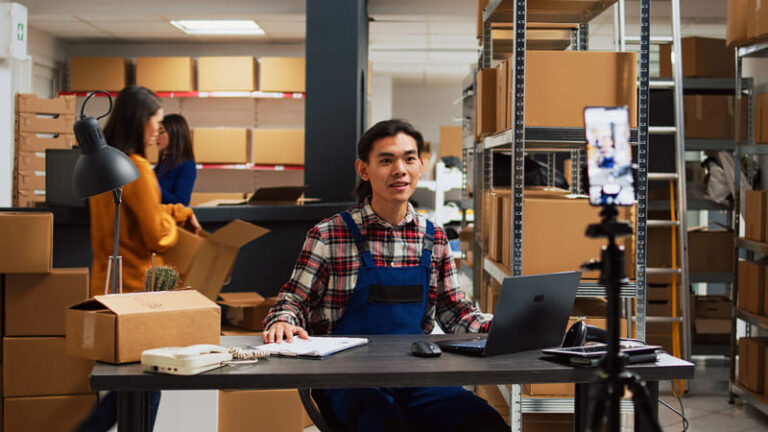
left=72, top=91, right=140, bottom=294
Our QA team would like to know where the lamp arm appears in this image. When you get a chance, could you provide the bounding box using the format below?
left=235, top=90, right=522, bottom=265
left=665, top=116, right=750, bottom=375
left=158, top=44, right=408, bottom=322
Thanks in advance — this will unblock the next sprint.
left=111, top=188, right=123, bottom=294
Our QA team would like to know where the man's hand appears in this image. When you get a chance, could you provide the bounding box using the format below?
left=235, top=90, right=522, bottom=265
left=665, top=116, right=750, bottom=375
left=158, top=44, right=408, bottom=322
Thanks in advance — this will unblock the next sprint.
left=263, top=322, right=309, bottom=344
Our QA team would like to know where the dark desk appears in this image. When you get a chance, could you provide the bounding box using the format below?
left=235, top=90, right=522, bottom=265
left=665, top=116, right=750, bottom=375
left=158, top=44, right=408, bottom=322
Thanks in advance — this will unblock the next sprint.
left=91, top=335, right=694, bottom=431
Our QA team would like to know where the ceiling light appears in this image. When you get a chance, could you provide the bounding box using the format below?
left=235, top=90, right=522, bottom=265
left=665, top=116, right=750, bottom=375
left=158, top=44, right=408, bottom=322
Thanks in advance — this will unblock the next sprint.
left=170, top=20, right=265, bottom=35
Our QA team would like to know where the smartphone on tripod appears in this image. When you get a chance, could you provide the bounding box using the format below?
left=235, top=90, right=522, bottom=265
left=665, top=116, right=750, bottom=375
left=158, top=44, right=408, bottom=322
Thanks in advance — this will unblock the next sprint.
left=584, top=106, right=634, bottom=207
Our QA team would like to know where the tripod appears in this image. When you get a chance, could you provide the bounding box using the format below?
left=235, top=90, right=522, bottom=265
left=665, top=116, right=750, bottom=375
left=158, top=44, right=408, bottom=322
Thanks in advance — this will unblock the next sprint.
left=582, top=205, right=662, bottom=432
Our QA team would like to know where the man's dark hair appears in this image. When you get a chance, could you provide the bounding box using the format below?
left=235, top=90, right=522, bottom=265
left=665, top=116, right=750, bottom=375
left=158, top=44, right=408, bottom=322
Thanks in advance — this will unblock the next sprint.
left=355, top=119, right=424, bottom=202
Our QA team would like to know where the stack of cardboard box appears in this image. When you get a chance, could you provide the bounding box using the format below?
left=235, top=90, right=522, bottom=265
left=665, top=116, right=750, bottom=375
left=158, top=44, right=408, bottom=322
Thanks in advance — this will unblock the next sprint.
left=727, top=0, right=768, bottom=47
left=69, top=56, right=305, bottom=93
left=13, top=94, right=76, bottom=207
left=0, top=212, right=96, bottom=431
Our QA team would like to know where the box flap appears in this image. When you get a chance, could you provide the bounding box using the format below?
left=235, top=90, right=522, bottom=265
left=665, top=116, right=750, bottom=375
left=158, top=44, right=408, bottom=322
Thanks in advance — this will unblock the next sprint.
left=207, top=219, right=270, bottom=248
left=218, top=291, right=266, bottom=306
left=247, top=185, right=308, bottom=204
left=93, top=290, right=219, bottom=315
left=162, top=228, right=207, bottom=274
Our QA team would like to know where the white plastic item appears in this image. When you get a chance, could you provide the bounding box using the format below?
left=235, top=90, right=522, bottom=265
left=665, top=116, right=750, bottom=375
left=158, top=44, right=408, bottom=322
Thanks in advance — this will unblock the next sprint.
left=142, top=345, right=232, bottom=375
left=0, top=3, right=27, bottom=60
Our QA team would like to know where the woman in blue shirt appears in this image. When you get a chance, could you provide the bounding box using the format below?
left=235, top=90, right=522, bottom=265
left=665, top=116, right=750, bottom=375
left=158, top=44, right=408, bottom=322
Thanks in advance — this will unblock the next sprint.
left=154, top=114, right=196, bottom=205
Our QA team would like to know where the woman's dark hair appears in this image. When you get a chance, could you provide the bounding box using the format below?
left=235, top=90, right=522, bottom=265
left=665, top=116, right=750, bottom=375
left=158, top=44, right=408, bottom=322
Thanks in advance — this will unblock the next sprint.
left=103, top=85, right=162, bottom=157
left=354, top=119, right=424, bottom=202
left=157, top=113, right=195, bottom=171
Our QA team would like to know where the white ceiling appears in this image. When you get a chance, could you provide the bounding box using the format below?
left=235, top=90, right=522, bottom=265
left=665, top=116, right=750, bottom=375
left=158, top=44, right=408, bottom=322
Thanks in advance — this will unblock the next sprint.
left=14, top=0, right=728, bottom=86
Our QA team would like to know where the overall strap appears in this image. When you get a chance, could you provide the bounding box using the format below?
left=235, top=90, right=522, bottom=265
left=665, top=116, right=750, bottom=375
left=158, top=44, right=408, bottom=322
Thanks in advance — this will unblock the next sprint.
left=340, top=211, right=375, bottom=267
left=420, top=220, right=435, bottom=267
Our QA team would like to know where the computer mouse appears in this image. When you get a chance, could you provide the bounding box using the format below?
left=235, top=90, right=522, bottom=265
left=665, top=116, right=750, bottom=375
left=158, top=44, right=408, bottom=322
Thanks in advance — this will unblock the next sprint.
left=410, top=340, right=442, bottom=357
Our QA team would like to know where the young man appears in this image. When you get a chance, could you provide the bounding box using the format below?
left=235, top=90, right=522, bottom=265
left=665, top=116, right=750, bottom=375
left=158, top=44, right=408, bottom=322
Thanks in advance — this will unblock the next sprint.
left=263, top=119, right=507, bottom=432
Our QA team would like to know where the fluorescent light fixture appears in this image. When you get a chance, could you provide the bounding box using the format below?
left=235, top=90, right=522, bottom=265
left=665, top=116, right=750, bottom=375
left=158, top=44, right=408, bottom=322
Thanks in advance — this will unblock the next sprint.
left=170, top=20, right=265, bottom=35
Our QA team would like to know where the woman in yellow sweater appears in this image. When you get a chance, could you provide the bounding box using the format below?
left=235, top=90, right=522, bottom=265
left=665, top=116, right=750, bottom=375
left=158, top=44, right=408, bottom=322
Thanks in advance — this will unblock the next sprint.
left=89, top=85, right=200, bottom=298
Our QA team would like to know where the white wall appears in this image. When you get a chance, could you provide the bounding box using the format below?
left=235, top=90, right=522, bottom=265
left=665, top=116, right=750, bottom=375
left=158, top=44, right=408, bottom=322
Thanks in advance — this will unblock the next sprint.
left=392, top=82, right=462, bottom=149
left=369, top=74, right=392, bottom=127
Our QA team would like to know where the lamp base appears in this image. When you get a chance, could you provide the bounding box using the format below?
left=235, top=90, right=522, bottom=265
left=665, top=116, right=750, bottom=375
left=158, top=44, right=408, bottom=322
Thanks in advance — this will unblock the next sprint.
left=104, top=255, right=123, bottom=295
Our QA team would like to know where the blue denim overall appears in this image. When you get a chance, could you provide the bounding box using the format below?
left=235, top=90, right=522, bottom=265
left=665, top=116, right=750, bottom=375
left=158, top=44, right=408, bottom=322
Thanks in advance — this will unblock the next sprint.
left=316, top=211, right=507, bottom=432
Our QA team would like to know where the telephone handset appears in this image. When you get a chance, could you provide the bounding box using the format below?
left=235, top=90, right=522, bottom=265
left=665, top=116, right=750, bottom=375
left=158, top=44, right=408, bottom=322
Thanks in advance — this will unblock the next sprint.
left=173, top=344, right=229, bottom=359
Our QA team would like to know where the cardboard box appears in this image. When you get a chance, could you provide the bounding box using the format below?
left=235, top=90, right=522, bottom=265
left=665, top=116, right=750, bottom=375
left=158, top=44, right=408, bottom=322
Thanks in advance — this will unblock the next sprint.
left=0, top=212, right=52, bottom=273
left=15, top=150, right=45, bottom=171
left=749, top=0, right=768, bottom=40
left=475, top=384, right=510, bottom=424
left=745, top=191, right=768, bottom=241
left=218, top=292, right=277, bottom=331
left=516, top=196, right=635, bottom=278
left=15, top=94, right=76, bottom=115
left=739, top=336, right=750, bottom=388
left=190, top=192, right=249, bottom=207
left=15, top=132, right=75, bottom=152
left=659, top=38, right=735, bottom=78
left=739, top=337, right=768, bottom=393
left=16, top=112, right=76, bottom=134
left=69, top=57, right=128, bottom=92
left=476, top=0, right=491, bottom=40
left=525, top=51, right=637, bottom=127
left=162, top=220, right=270, bottom=300
left=4, top=337, right=94, bottom=396
left=439, top=125, right=463, bottom=158
left=65, top=290, right=221, bottom=364
left=258, top=57, right=305, bottom=93
left=495, top=60, right=508, bottom=133
left=695, top=295, right=732, bottom=319
left=198, top=56, right=256, bottom=91
left=474, top=68, right=497, bottom=141
left=15, top=170, right=46, bottom=191
left=219, top=389, right=306, bottom=432
left=647, top=332, right=675, bottom=354
left=251, top=129, right=304, bottom=165
left=4, top=394, right=97, bottom=432
left=647, top=282, right=673, bottom=302
left=683, top=95, right=747, bottom=139
left=688, top=228, right=734, bottom=273
left=14, top=190, right=46, bottom=207
left=193, top=128, right=250, bottom=164
left=135, top=57, right=194, bottom=92
left=738, top=260, right=767, bottom=315
left=727, top=0, right=750, bottom=47
left=5, top=268, right=89, bottom=336
left=522, top=413, right=573, bottom=432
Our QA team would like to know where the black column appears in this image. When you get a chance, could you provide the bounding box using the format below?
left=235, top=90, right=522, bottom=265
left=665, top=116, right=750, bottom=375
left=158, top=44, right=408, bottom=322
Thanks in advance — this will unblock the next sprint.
left=305, top=0, right=368, bottom=202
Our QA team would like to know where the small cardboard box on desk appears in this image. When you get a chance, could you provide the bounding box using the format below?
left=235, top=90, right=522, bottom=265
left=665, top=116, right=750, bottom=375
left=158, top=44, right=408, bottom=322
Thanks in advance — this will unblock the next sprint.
left=65, top=290, right=221, bottom=364
left=218, top=292, right=277, bottom=332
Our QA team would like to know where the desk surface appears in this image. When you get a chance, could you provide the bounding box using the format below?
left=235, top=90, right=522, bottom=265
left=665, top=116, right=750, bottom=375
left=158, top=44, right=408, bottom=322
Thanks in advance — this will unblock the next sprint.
left=90, top=335, right=694, bottom=392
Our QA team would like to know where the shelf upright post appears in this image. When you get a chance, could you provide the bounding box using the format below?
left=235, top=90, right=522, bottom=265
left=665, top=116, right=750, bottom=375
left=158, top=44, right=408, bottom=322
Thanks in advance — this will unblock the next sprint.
left=635, top=0, right=651, bottom=343
left=511, top=0, right=527, bottom=278
left=729, top=49, right=743, bottom=403
left=670, top=0, right=691, bottom=361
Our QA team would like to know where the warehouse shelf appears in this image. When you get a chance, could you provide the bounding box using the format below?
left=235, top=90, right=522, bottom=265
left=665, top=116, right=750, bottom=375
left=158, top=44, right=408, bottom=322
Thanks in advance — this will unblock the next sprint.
left=483, top=127, right=639, bottom=151
left=647, top=77, right=751, bottom=93
left=59, top=90, right=305, bottom=99
left=463, top=135, right=475, bottom=150
left=689, top=272, right=733, bottom=284
left=483, top=258, right=637, bottom=298
left=483, top=0, right=617, bottom=24
left=649, top=199, right=729, bottom=212
left=736, top=238, right=768, bottom=255
left=737, top=40, right=768, bottom=58
left=731, top=383, right=768, bottom=417
left=685, top=139, right=736, bottom=151
left=734, top=307, right=768, bottom=332
left=196, top=163, right=304, bottom=171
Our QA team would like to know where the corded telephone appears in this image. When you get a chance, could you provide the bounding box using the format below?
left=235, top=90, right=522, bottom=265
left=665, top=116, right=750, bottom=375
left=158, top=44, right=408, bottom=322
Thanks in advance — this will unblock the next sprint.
left=142, top=344, right=232, bottom=375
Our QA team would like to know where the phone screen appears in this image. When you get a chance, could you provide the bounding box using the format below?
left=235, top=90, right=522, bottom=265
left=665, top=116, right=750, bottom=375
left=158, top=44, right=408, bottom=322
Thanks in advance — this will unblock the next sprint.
left=584, top=106, right=634, bottom=206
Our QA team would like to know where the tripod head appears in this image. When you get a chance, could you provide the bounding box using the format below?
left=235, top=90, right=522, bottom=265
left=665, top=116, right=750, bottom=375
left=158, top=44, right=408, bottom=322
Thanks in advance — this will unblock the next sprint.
left=582, top=205, right=633, bottom=285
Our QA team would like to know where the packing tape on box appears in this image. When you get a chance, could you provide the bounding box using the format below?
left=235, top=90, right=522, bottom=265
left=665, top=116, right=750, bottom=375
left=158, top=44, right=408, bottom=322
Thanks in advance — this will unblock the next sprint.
left=82, top=313, right=95, bottom=350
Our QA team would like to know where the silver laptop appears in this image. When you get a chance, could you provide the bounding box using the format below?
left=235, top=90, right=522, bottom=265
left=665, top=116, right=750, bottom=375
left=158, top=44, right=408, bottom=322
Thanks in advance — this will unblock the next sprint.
left=438, top=271, right=581, bottom=357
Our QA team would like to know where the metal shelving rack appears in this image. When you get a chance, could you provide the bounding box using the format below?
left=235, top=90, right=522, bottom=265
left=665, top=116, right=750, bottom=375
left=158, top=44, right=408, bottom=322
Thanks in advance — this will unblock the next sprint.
left=467, top=0, right=651, bottom=427
left=728, top=37, right=768, bottom=414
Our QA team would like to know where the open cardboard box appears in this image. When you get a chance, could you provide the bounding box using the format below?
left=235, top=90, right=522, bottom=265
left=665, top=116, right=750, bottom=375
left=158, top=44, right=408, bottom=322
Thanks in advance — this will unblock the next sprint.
left=65, top=290, right=221, bottom=364
left=162, top=219, right=270, bottom=300
left=218, top=292, right=277, bottom=331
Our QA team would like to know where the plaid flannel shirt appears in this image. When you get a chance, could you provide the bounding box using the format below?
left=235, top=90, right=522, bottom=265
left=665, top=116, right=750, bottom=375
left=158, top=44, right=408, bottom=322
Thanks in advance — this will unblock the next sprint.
left=263, top=198, right=492, bottom=335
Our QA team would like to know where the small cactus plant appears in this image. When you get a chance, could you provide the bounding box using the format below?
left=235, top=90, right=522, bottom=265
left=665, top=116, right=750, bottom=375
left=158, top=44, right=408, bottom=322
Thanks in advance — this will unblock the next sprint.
left=144, top=264, right=179, bottom=292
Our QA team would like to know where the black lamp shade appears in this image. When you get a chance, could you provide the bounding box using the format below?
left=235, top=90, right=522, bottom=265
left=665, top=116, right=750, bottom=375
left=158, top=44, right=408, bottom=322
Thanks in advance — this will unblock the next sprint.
left=72, top=116, right=140, bottom=199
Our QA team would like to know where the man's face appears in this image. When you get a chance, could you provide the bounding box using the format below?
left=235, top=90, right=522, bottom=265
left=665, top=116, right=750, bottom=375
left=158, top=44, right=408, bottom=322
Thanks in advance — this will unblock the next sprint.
left=356, top=132, right=423, bottom=207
